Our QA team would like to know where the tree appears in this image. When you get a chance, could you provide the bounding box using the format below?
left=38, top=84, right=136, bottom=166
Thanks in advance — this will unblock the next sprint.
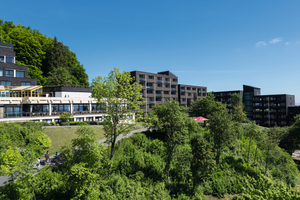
left=191, top=134, right=216, bottom=189
left=244, top=121, right=260, bottom=163
left=92, top=68, right=143, bottom=169
left=209, top=108, right=233, bottom=164
left=279, top=114, right=300, bottom=155
left=231, top=93, right=247, bottom=123
left=188, top=92, right=226, bottom=118
left=145, top=100, right=198, bottom=184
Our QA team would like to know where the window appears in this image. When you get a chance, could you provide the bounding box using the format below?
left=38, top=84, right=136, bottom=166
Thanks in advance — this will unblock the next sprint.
left=86, top=117, right=93, bottom=121
left=5, top=70, right=14, bottom=77
left=76, top=118, right=84, bottom=122
left=0, top=69, right=3, bottom=76
left=149, top=76, right=154, bottom=79
left=0, top=81, right=11, bottom=86
left=16, top=71, right=24, bottom=78
left=21, top=82, right=31, bottom=86
left=6, top=57, right=14, bottom=63
left=0, top=56, right=4, bottom=62
left=95, top=116, right=102, bottom=121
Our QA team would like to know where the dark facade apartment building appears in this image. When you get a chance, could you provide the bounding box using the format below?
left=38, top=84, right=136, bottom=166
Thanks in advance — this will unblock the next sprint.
left=252, top=94, right=295, bottom=127
left=0, top=42, right=37, bottom=86
left=178, top=84, right=207, bottom=108
left=130, top=71, right=207, bottom=113
left=213, top=85, right=296, bottom=127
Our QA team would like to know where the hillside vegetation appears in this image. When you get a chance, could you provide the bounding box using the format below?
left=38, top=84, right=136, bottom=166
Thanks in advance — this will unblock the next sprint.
left=0, top=19, right=89, bottom=86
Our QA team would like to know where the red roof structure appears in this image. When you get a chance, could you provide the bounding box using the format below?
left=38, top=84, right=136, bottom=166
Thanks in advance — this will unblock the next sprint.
left=192, top=116, right=209, bottom=122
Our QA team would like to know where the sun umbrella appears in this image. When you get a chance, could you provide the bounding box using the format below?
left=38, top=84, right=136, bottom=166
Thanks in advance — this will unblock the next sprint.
left=192, top=116, right=209, bottom=122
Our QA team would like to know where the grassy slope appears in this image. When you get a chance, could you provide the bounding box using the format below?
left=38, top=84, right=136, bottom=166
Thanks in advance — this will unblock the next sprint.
left=43, top=126, right=106, bottom=156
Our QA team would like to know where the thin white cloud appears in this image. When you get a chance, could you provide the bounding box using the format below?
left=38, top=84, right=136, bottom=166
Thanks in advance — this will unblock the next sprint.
left=285, top=42, right=290, bottom=45
left=269, top=37, right=282, bottom=44
left=296, top=41, right=299, bottom=45
left=255, top=41, right=267, bottom=47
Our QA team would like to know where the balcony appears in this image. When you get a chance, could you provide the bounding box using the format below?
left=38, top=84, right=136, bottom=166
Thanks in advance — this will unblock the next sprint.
left=171, top=88, right=176, bottom=91
left=148, top=101, right=155, bottom=104
left=165, top=81, right=170, bottom=84
left=180, top=89, right=185, bottom=92
left=157, top=80, right=163, bottom=83
left=139, top=77, right=145, bottom=82
left=146, top=86, right=153, bottom=89
left=156, top=94, right=162, bottom=97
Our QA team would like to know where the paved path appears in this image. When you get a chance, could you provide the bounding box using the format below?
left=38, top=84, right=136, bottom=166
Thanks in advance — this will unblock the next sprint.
left=0, top=127, right=147, bottom=187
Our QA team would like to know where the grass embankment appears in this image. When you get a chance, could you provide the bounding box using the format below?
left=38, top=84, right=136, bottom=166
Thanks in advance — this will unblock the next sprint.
left=44, top=126, right=106, bottom=156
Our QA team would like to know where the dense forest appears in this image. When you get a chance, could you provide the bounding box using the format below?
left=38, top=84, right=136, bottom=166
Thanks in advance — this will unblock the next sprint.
left=1, top=94, right=300, bottom=199
left=0, top=19, right=89, bottom=87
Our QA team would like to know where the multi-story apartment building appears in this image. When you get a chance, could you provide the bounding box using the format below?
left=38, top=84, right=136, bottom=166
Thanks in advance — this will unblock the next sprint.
left=178, top=84, right=207, bottom=108
left=0, top=42, right=37, bottom=86
left=213, top=85, right=296, bottom=127
left=130, top=71, right=207, bottom=113
left=252, top=94, right=295, bottom=127
left=130, top=71, right=179, bottom=113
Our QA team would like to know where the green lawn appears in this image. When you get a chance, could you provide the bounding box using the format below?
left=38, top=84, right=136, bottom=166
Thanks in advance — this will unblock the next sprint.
left=44, top=126, right=106, bottom=156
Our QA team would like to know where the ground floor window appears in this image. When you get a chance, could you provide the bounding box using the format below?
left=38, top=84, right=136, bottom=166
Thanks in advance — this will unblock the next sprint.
left=76, top=118, right=84, bottom=122
left=95, top=116, right=102, bottom=121
left=86, top=117, right=93, bottom=121
left=43, top=119, right=52, bottom=123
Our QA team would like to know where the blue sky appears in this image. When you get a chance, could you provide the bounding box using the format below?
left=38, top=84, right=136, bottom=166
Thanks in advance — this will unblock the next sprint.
left=2, top=0, right=300, bottom=104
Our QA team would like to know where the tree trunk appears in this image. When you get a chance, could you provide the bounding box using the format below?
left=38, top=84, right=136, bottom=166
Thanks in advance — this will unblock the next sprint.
left=110, top=124, right=117, bottom=170
left=253, top=146, right=258, bottom=166
left=265, top=148, right=270, bottom=174
left=247, top=138, right=252, bottom=163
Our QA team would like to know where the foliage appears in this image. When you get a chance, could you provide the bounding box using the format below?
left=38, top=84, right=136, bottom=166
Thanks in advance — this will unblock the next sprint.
left=0, top=19, right=89, bottom=86
left=145, top=100, right=198, bottom=184
left=188, top=92, right=227, bottom=118
left=59, top=112, right=73, bottom=123
left=191, top=134, right=216, bottom=189
left=279, top=114, right=300, bottom=155
left=92, top=67, right=143, bottom=167
left=231, top=93, right=247, bottom=123
left=208, top=107, right=234, bottom=164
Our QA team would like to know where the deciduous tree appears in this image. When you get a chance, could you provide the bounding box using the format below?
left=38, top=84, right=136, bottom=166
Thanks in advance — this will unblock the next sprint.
left=92, top=68, right=143, bottom=169
left=145, top=100, right=198, bottom=184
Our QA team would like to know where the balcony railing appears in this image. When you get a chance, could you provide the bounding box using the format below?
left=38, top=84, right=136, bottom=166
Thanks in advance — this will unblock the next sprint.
left=156, top=94, right=162, bottom=97
left=139, top=77, right=146, bottom=81
left=157, top=80, right=162, bottom=83
left=165, top=81, right=170, bottom=84
left=148, top=101, right=155, bottom=104
left=146, top=86, right=153, bottom=89
left=180, top=89, right=185, bottom=92
left=171, top=88, right=176, bottom=91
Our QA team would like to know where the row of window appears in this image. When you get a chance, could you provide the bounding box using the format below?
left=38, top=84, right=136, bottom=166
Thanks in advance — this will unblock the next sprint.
left=0, top=69, right=25, bottom=78
left=30, top=104, right=107, bottom=113
left=0, top=81, right=31, bottom=86
left=0, top=56, right=14, bottom=63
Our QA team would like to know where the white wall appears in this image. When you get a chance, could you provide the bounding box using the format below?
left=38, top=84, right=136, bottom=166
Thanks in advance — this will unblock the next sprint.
left=55, top=91, right=91, bottom=98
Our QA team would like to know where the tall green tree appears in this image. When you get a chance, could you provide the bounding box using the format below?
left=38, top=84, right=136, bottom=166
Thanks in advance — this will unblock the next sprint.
left=231, top=93, right=247, bottom=123
left=279, top=114, right=300, bottom=155
left=189, top=92, right=225, bottom=118
left=92, top=68, right=143, bottom=169
left=0, top=19, right=89, bottom=86
left=145, top=101, right=198, bottom=184
left=191, top=134, right=216, bottom=189
left=209, top=108, right=233, bottom=164
left=244, top=121, right=260, bottom=163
